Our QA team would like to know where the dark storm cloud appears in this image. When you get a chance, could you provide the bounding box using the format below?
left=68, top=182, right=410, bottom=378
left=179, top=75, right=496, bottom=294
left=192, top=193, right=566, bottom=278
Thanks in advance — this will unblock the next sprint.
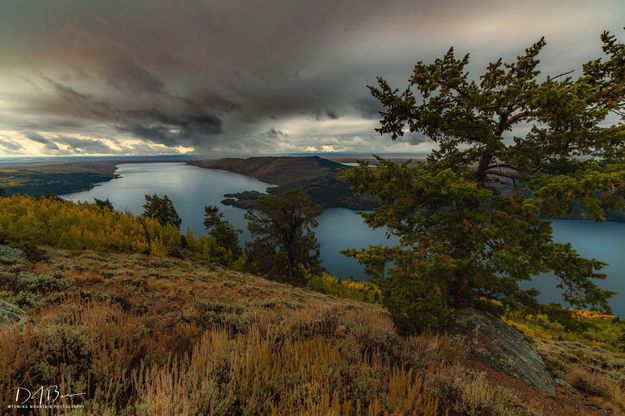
left=25, top=132, right=52, bottom=145
left=405, top=134, right=431, bottom=145
left=25, top=132, right=61, bottom=151
left=32, top=77, right=225, bottom=149
left=116, top=108, right=223, bottom=148
left=117, top=121, right=224, bottom=148
left=45, top=78, right=92, bottom=103
left=353, top=96, right=384, bottom=119
left=103, top=57, right=165, bottom=93
left=117, top=124, right=180, bottom=147
left=56, top=137, right=115, bottom=154
left=0, top=139, right=23, bottom=152
left=40, top=77, right=117, bottom=120
left=24, top=131, right=117, bottom=154
left=265, top=128, right=289, bottom=138
left=0, top=0, right=623, bottom=154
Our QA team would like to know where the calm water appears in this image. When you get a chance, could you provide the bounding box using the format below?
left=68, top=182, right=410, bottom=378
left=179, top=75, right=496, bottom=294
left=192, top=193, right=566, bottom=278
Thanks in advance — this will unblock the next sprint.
left=65, top=163, right=269, bottom=241
left=64, top=162, right=625, bottom=316
left=63, top=163, right=393, bottom=276
left=533, top=220, right=625, bottom=316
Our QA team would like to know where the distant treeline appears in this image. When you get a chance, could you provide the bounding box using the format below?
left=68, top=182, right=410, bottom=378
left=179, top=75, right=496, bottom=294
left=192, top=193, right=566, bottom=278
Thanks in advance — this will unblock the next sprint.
left=0, top=170, right=114, bottom=196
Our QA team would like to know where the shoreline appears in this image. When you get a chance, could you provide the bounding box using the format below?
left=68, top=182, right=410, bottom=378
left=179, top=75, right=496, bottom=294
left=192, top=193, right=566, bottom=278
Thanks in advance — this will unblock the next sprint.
left=5, top=158, right=625, bottom=223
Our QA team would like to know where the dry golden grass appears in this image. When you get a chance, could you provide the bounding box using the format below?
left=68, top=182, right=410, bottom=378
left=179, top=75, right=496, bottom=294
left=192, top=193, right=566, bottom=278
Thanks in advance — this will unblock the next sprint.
left=535, top=339, right=625, bottom=414
left=564, top=365, right=625, bottom=414
left=131, top=327, right=440, bottom=416
left=0, top=247, right=587, bottom=415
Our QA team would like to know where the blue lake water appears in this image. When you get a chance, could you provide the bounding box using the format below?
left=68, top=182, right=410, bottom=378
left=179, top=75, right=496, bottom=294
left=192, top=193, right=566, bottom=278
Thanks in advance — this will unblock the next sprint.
left=64, top=162, right=625, bottom=316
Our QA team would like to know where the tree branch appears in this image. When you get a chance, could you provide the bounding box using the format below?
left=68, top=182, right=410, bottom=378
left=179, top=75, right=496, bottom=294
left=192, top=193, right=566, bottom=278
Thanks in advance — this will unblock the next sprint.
left=548, top=69, right=575, bottom=81
left=505, top=110, right=537, bottom=128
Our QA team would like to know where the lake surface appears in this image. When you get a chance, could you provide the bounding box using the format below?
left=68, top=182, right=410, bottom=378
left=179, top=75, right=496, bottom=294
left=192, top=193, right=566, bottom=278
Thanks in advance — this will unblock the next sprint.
left=63, top=163, right=394, bottom=278
left=64, top=162, right=625, bottom=316
left=532, top=220, right=625, bottom=316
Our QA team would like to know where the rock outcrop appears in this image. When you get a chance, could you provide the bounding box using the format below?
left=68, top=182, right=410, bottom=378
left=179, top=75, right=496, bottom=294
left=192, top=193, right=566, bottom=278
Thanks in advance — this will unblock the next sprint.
left=448, top=308, right=556, bottom=396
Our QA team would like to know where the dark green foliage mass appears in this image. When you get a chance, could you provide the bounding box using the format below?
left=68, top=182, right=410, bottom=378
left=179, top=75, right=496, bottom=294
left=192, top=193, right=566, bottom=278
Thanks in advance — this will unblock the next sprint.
left=0, top=171, right=115, bottom=197
left=94, top=198, right=114, bottom=211
left=203, top=205, right=241, bottom=263
left=142, top=194, right=182, bottom=230
left=343, top=30, right=625, bottom=334
left=245, top=189, right=323, bottom=285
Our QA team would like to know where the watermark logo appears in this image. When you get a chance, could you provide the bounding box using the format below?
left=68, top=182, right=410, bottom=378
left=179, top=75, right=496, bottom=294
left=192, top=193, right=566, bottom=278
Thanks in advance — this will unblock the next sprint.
left=7, top=385, right=85, bottom=410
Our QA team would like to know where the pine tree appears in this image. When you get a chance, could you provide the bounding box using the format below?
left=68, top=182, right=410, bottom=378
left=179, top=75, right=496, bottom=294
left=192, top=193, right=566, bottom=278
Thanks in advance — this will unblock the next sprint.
left=343, top=29, right=625, bottom=334
left=245, top=189, right=323, bottom=285
left=203, top=205, right=241, bottom=263
left=142, top=194, right=182, bottom=229
left=93, top=198, right=114, bottom=211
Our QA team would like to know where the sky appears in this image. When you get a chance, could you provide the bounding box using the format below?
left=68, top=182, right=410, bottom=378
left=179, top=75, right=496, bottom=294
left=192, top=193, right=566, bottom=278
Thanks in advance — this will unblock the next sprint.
left=0, top=0, right=623, bottom=157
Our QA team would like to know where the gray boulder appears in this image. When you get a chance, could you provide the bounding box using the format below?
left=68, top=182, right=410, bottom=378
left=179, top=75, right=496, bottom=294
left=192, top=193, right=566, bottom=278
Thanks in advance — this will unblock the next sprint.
left=0, top=300, right=26, bottom=324
left=448, top=308, right=556, bottom=396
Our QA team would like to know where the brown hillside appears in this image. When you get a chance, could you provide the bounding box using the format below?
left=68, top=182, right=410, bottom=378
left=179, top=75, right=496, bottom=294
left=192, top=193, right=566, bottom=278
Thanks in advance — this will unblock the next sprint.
left=1, top=246, right=623, bottom=415
left=190, top=156, right=344, bottom=185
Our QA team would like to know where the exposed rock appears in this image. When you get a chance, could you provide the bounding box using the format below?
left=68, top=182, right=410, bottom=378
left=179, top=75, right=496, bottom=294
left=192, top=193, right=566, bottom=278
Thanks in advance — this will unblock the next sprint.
left=448, top=308, right=556, bottom=396
left=0, top=300, right=25, bottom=324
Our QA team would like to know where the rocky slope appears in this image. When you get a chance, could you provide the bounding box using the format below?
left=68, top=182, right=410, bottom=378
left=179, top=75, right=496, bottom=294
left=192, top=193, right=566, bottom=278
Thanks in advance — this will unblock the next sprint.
left=449, top=309, right=556, bottom=396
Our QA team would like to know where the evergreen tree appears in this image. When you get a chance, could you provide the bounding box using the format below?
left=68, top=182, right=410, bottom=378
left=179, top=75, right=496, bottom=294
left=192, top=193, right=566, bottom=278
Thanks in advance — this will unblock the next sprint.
left=343, top=30, right=625, bottom=334
left=203, top=205, right=241, bottom=261
left=142, top=194, right=182, bottom=229
left=94, top=198, right=114, bottom=211
left=245, top=189, right=323, bottom=285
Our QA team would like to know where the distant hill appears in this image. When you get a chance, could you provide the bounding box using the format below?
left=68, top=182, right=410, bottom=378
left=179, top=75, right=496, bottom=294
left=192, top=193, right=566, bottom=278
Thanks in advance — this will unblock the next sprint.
left=0, top=156, right=193, bottom=197
left=190, top=156, right=379, bottom=210
left=191, top=156, right=343, bottom=185
left=0, top=162, right=118, bottom=196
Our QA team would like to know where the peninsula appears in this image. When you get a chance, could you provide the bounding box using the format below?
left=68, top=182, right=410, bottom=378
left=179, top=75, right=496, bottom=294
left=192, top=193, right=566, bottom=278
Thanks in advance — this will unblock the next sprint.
left=189, top=156, right=379, bottom=210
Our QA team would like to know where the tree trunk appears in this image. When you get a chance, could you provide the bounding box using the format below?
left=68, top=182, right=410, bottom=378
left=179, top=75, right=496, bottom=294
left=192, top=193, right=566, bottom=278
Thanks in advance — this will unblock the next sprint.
left=453, top=272, right=471, bottom=308
left=475, top=152, right=493, bottom=182
left=286, top=259, right=293, bottom=281
left=454, top=197, right=478, bottom=308
left=139, top=217, right=152, bottom=254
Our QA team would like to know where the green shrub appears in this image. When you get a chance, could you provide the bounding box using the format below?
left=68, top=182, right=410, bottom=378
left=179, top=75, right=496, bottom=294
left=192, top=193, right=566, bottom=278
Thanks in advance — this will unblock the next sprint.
left=196, top=300, right=251, bottom=334
left=14, top=271, right=72, bottom=292
left=0, top=245, right=26, bottom=264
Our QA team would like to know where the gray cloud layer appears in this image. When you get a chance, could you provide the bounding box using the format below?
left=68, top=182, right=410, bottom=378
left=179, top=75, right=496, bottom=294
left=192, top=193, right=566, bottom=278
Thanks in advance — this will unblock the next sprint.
left=0, top=0, right=623, bottom=155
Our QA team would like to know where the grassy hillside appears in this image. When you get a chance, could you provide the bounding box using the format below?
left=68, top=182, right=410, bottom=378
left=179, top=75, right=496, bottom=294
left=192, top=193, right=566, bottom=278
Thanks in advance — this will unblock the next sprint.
left=0, top=246, right=623, bottom=415
left=0, top=195, right=624, bottom=415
